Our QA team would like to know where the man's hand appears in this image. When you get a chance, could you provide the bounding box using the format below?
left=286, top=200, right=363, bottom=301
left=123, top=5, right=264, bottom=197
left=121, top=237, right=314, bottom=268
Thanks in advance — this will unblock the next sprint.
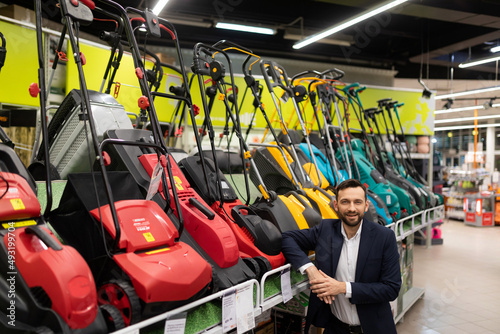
left=309, top=270, right=347, bottom=304
left=305, top=267, right=337, bottom=304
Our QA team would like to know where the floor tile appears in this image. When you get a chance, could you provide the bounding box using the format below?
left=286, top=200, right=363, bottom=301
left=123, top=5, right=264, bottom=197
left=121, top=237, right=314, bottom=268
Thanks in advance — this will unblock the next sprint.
left=396, top=220, right=500, bottom=333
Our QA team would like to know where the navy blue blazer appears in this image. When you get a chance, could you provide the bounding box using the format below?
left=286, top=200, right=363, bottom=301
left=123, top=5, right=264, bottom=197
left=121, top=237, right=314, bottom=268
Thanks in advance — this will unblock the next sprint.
left=282, top=219, right=401, bottom=334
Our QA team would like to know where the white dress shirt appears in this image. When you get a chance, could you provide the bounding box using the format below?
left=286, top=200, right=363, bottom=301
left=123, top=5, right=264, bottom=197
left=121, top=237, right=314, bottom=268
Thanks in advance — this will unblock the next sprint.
left=299, top=221, right=362, bottom=325
left=330, top=221, right=362, bottom=325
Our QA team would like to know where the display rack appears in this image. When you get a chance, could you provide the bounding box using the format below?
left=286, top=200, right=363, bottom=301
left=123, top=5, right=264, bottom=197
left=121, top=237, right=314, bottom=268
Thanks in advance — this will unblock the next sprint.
left=36, top=182, right=444, bottom=332
left=388, top=205, right=445, bottom=323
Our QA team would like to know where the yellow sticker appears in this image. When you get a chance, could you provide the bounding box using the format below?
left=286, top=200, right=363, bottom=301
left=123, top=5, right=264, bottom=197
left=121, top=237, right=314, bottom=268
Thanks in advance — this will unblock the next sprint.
left=173, top=176, right=184, bottom=191
left=2, top=220, right=37, bottom=229
left=10, top=199, right=25, bottom=211
left=143, top=232, right=155, bottom=242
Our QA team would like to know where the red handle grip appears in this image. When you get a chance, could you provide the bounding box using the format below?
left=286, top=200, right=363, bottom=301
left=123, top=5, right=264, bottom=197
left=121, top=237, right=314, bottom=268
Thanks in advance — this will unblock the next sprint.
left=79, top=0, right=95, bottom=9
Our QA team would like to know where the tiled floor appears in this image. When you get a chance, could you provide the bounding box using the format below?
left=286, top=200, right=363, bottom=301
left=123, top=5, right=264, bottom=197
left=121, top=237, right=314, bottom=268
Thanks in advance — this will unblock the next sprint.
left=395, top=219, right=500, bottom=334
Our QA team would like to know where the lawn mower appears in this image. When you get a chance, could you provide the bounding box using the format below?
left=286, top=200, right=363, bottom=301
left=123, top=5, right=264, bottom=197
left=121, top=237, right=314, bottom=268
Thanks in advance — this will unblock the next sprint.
left=46, top=0, right=213, bottom=326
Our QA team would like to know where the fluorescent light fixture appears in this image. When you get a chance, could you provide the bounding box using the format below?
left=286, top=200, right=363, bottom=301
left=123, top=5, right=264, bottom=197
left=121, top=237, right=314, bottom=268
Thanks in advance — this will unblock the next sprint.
left=434, top=105, right=484, bottom=114
left=152, top=0, right=170, bottom=16
left=293, top=0, right=409, bottom=49
left=459, top=54, right=500, bottom=68
left=435, top=123, right=500, bottom=131
left=284, top=31, right=351, bottom=46
left=435, top=85, right=500, bottom=100
left=491, top=45, right=500, bottom=53
left=435, top=114, right=500, bottom=124
left=215, top=22, right=276, bottom=35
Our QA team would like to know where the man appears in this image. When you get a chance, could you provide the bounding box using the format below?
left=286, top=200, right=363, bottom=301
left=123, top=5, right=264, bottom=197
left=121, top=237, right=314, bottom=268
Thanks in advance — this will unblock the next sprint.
left=281, top=179, right=401, bottom=334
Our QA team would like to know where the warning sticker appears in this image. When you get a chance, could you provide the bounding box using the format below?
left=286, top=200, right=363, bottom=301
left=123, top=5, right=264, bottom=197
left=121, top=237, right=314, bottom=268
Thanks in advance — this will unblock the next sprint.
left=10, top=199, right=25, bottom=210
left=143, top=232, right=155, bottom=242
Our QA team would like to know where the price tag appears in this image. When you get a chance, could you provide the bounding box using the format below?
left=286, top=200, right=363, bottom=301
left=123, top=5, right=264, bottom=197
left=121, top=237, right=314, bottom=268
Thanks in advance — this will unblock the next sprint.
left=164, top=312, right=187, bottom=334
left=281, top=267, right=293, bottom=303
left=222, top=290, right=237, bottom=333
left=146, top=161, right=163, bottom=200
left=236, top=284, right=255, bottom=334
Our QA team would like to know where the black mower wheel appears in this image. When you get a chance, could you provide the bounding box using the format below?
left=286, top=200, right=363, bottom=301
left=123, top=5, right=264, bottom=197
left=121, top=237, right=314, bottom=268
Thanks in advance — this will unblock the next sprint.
left=243, top=257, right=261, bottom=280
left=253, top=256, right=272, bottom=276
left=97, top=280, right=141, bottom=327
left=99, top=303, right=126, bottom=332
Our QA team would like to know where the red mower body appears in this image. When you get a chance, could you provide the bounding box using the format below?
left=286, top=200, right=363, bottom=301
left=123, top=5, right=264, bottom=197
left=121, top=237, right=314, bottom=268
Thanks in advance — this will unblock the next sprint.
left=89, top=199, right=212, bottom=303
left=6, top=227, right=98, bottom=329
left=0, top=172, right=41, bottom=221
left=139, top=154, right=239, bottom=269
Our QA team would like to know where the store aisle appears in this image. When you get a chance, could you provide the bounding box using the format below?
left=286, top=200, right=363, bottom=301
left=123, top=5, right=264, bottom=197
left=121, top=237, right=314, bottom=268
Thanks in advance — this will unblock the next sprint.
left=396, top=220, right=500, bottom=334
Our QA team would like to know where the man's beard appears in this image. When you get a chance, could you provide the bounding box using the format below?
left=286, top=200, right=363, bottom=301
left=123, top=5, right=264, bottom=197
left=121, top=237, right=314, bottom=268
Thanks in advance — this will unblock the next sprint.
left=338, top=210, right=364, bottom=227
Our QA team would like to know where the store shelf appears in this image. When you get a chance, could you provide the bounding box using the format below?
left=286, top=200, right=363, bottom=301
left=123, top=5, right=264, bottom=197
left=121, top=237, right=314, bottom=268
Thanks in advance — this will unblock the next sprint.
left=394, top=287, right=425, bottom=324
left=387, top=205, right=445, bottom=242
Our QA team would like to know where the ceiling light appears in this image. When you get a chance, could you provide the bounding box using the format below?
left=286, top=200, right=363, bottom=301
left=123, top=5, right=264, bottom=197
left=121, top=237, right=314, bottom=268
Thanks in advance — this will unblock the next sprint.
left=435, top=105, right=484, bottom=114
left=491, top=45, right=500, bottom=53
left=459, top=54, right=500, bottom=68
left=283, top=31, right=351, bottom=47
left=293, top=0, right=409, bottom=49
left=215, top=22, right=276, bottom=35
left=435, top=123, right=500, bottom=131
left=435, top=114, right=500, bottom=124
left=152, top=0, right=170, bottom=16
left=435, top=86, right=500, bottom=100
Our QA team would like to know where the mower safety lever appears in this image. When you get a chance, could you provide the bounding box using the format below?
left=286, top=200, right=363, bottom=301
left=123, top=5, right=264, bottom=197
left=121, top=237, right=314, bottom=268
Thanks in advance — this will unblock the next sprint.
left=377, top=98, right=392, bottom=106
left=344, top=82, right=360, bottom=91
left=25, top=226, right=63, bottom=251
left=213, top=40, right=252, bottom=53
left=260, top=60, right=293, bottom=94
left=189, top=198, right=215, bottom=220
left=291, top=70, right=322, bottom=82
left=354, top=86, right=366, bottom=94
left=320, top=68, right=345, bottom=80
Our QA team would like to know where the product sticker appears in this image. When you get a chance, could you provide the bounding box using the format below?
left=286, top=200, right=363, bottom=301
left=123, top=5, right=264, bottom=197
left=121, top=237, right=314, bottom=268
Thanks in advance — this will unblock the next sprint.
left=222, top=289, right=237, bottom=333
left=281, top=267, right=293, bottom=303
left=386, top=195, right=391, bottom=205
left=146, top=161, right=163, bottom=200
left=133, top=218, right=151, bottom=232
left=4, top=187, right=19, bottom=199
left=143, top=232, right=155, bottom=242
left=10, top=198, right=25, bottom=210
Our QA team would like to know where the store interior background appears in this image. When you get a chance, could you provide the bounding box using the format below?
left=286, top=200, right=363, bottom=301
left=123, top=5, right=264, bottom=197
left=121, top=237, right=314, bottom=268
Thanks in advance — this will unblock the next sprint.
left=0, top=1, right=500, bottom=333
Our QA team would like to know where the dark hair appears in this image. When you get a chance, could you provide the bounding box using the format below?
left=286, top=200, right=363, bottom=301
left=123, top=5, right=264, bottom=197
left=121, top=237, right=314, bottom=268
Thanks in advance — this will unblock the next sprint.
left=335, top=179, right=367, bottom=200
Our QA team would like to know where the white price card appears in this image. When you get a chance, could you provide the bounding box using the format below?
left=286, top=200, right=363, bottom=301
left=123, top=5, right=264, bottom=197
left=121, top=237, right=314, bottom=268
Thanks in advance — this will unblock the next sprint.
left=222, top=290, right=237, bottom=333
left=146, top=160, right=163, bottom=200
left=281, top=267, right=293, bottom=303
left=164, top=312, right=187, bottom=334
left=124, top=329, right=139, bottom=334
left=236, top=284, right=255, bottom=334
